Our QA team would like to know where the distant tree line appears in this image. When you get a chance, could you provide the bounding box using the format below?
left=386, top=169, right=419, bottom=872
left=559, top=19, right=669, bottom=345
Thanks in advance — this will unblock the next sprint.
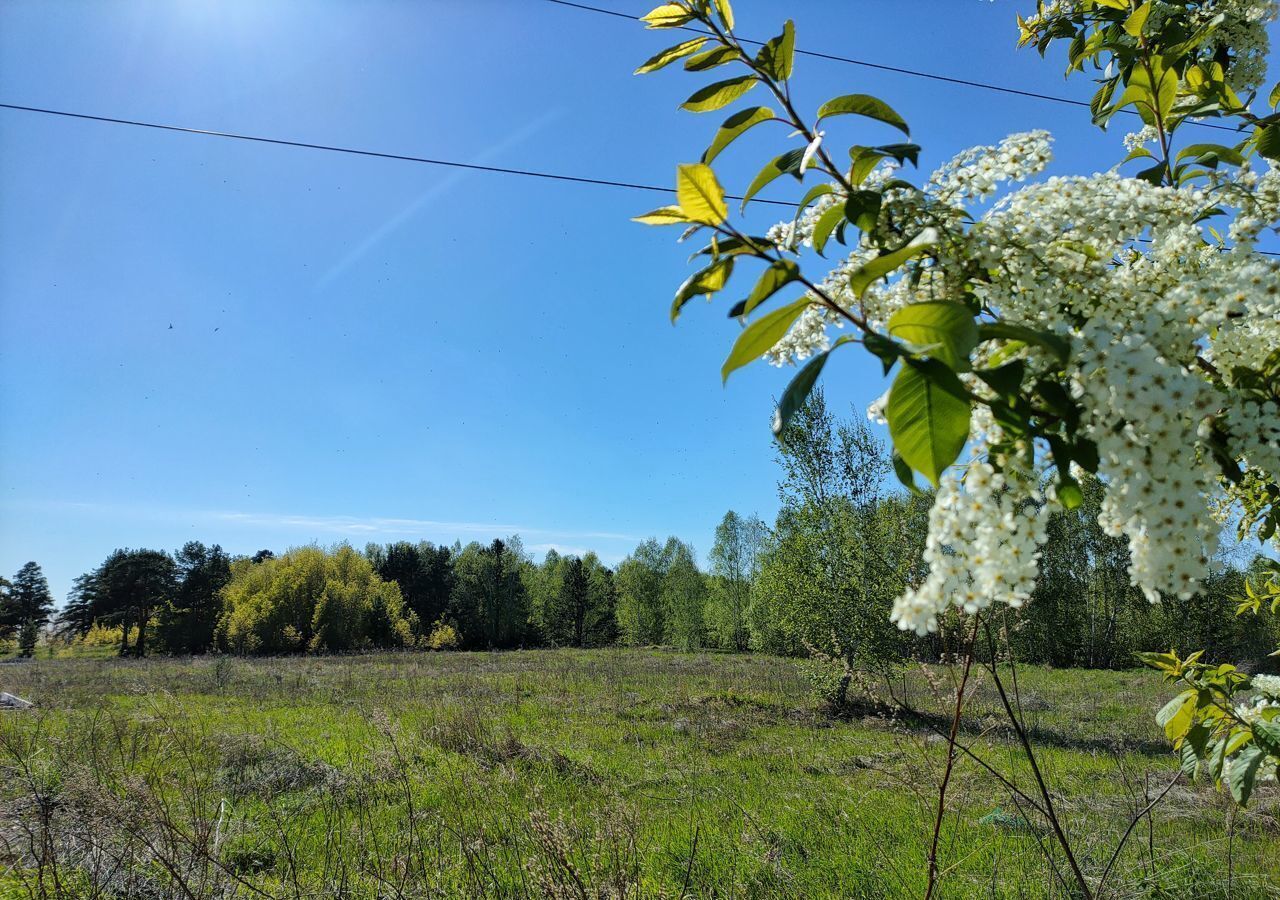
left=745, top=391, right=1279, bottom=699
left=12, top=392, right=1275, bottom=669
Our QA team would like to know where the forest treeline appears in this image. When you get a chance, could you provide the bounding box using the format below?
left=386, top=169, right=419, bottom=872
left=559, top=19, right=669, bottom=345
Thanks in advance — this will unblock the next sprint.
left=5, top=393, right=1275, bottom=674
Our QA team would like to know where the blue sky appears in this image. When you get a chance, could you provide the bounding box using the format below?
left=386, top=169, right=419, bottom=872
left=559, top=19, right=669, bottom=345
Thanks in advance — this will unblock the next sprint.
left=2, top=1, right=1276, bottom=602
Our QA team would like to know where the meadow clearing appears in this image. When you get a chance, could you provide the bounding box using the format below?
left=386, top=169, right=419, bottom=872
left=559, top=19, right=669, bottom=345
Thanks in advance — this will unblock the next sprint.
left=0, top=649, right=1276, bottom=898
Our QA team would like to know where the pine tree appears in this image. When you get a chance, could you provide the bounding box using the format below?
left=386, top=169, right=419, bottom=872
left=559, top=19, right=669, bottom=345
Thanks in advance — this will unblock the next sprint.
left=156, top=542, right=232, bottom=654
left=8, top=562, right=54, bottom=657
left=94, top=549, right=177, bottom=658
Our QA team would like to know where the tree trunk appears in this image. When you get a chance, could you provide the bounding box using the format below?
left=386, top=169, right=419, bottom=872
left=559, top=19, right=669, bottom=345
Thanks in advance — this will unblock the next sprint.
left=835, top=670, right=852, bottom=709
left=119, top=616, right=132, bottom=657
left=134, top=608, right=148, bottom=658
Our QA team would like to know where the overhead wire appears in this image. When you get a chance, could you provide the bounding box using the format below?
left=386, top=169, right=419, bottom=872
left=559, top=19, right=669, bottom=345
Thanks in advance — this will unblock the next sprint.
left=0, top=102, right=795, bottom=207
left=542, top=0, right=1243, bottom=134
left=1, top=103, right=1275, bottom=258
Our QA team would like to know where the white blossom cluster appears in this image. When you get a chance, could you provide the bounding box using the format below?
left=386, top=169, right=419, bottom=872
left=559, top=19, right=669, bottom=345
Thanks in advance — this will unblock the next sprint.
left=1122, top=126, right=1158, bottom=154
left=890, top=418, right=1051, bottom=635
left=761, top=118, right=1280, bottom=633
left=764, top=131, right=1056, bottom=368
left=967, top=170, right=1276, bottom=605
left=1253, top=674, right=1280, bottom=700
left=1225, top=688, right=1280, bottom=783
left=1197, top=0, right=1278, bottom=89
left=926, top=130, right=1052, bottom=204
left=1232, top=675, right=1280, bottom=782
left=1072, top=326, right=1221, bottom=602
left=1227, top=166, right=1280, bottom=246
left=1226, top=396, right=1280, bottom=475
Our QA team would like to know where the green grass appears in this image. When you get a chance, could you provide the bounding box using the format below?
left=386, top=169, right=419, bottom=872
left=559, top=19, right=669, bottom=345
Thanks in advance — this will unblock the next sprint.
left=0, top=649, right=1276, bottom=898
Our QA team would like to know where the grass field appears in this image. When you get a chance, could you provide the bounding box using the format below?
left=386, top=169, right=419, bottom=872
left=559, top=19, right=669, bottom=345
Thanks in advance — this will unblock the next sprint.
left=0, top=649, right=1276, bottom=898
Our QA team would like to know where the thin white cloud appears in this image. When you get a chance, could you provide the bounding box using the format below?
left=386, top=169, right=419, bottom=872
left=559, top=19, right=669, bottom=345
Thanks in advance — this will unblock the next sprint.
left=213, top=510, right=637, bottom=543
left=4, top=499, right=638, bottom=545
left=314, top=109, right=565, bottom=288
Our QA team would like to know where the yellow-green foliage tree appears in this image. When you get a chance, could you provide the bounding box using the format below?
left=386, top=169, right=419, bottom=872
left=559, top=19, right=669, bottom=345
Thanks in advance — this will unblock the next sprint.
left=217, top=545, right=415, bottom=655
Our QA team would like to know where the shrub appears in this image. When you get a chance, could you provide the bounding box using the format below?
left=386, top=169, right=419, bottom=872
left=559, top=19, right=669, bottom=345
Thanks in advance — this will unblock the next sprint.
left=216, top=545, right=414, bottom=655
left=426, top=620, right=460, bottom=651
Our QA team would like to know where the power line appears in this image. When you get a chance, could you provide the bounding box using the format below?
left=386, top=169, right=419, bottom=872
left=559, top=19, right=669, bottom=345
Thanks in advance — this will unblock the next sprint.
left=1, top=102, right=1275, bottom=258
left=543, top=0, right=1241, bottom=135
left=0, top=102, right=800, bottom=205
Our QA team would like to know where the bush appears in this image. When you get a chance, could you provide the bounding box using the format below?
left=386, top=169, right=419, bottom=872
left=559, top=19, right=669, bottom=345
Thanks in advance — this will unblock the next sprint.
left=426, top=620, right=460, bottom=650
left=78, top=622, right=134, bottom=648
left=216, top=545, right=415, bottom=655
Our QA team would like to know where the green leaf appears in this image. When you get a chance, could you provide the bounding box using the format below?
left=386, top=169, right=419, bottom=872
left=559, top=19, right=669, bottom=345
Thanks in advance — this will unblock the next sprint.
left=1185, top=721, right=1212, bottom=758
left=1138, top=650, right=1182, bottom=674
left=772, top=349, right=828, bottom=437
left=1228, top=745, right=1265, bottom=806
left=702, top=106, right=775, bottom=163
left=641, top=4, right=693, bottom=28
left=1225, top=728, right=1253, bottom=758
left=1257, top=125, right=1280, bottom=163
left=1269, top=81, right=1280, bottom=110
left=1056, top=478, right=1084, bottom=510
left=849, top=144, right=922, bottom=184
left=635, top=38, right=708, bottom=74
left=816, top=94, right=910, bottom=136
left=1253, top=717, right=1280, bottom=756
left=849, top=148, right=885, bottom=186
left=671, top=257, right=733, bottom=321
left=975, top=360, right=1026, bottom=397
left=755, top=20, right=795, bottom=81
left=887, top=301, right=979, bottom=371
left=811, top=204, right=846, bottom=255
left=1116, top=60, right=1176, bottom=126
left=1176, top=143, right=1246, bottom=168
left=1168, top=17, right=1226, bottom=59
left=885, top=360, right=971, bottom=486
left=863, top=332, right=904, bottom=375
left=892, top=452, right=920, bottom=492
left=693, top=234, right=773, bottom=260
left=712, top=0, right=733, bottom=30
left=740, top=148, right=804, bottom=210
left=848, top=229, right=937, bottom=298
left=676, top=163, right=727, bottom=225
left=739, top=260, right=800, bottom=317
left=721, top=297, right=811, bottom=382
left=1136, top=161, right=1167, bottom=185
left=844, top=190, right=881, bottom=232
left=1091, top=78, right=1119, bottom=125
left=684, top=46, right=738, bottom=71
left=1123, top=2, right=1151, bottom=37
left=873, top=143, right=922, bottom=166
left=1035, top=379, right=1077, bottom=426
left=682, top=75, right=757, bottom=113
left=1179, top=739, right=1201, bottom=779
left=633, top=205, right=690, bottom=225
left=1156, top=690, right=1197, bottom=744
left=976, top=322, right=1071, bottom=363
left=789, top=183, right=834, bottom=233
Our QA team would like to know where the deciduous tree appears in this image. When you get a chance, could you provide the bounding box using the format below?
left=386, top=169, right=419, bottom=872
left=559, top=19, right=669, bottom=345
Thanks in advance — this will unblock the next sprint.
left=706, top=510, right=767, bottom=651
left=451, top=537, right=530, bottom=649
